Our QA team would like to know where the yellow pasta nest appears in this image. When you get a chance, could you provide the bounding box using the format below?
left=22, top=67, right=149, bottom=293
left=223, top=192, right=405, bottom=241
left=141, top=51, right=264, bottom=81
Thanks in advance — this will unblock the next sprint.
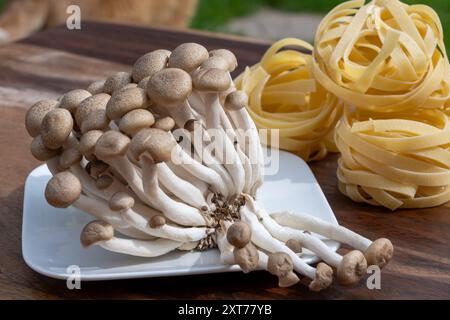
left=313, top=0, right=450, bottom=112
left=235, top=38, right=343, bottom=162
left=336, top=108, right=450, bottom=210
left=313, top=0, right=450, bottom=210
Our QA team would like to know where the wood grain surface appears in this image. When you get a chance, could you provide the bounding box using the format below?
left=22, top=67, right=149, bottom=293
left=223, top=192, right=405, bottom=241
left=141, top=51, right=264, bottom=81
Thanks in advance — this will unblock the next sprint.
left=0, top=22, right=448, bottom=300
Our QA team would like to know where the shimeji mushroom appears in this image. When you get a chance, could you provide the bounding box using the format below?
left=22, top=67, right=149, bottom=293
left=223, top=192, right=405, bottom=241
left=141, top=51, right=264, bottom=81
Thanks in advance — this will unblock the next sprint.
left=25, top=99, right=59, bottom=137
left=147, top=68, right=194, bottom=128
left=81, top=220, right=186, bottom=257
left=270, top=211, right=394, bottom=268
left=247, top=196, right=367, bottom=285
left=45, top=172, right=148, bottom=239
left=128, top=128, right=208, bottom=226
left=110, top=192, right=213, bottom=242
left=26, top=43, right=393, bottom=291
left=192, top=68, right=245, bottom=195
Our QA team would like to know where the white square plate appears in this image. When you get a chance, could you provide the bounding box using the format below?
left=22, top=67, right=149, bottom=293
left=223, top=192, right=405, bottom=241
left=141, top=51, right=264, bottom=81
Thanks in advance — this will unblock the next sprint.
left=22, top=150, right=339, bottom=280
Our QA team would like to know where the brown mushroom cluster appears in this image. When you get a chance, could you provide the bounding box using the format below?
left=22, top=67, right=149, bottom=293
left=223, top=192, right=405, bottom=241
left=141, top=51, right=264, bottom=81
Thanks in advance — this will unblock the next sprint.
left=26, top=43, right=393, bottom=291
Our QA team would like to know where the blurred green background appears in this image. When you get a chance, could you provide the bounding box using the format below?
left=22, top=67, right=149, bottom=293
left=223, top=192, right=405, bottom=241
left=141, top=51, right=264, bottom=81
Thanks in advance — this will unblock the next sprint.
left=191, top=0, right=450, bottom=30
left=0, top=0, right=448, bottom=51
left=191, top=0, right=450, bottom=52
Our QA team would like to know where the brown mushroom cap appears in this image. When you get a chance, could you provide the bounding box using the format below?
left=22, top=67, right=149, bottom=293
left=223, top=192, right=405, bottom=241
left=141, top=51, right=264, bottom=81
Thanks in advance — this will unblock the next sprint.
left=309, top=262, right=333, bottom=292
left=132, top=49, right=171, bottom=82
left=25, top=99, right=59, bottom=137
left=149, top=215, right=166, bottom=228
left=278, top=271, right=300, bottom=287
left=109, top=192, right=135, bottom=211
left=233, top=243, right=259, bottom=273
left=96, top=175, right=114, bottom=190
left=119, top=109, right=155, bottom=136
left=80, top=107, right=110, bottom=133
left=80, top=220, right=114, bottom=247
left=285, top=239, right=302, bottom=253
left=227, top=221, right=251, bottom=248
left=209, top=49, right=238, bottom=72
left=267, top=252, right=294, bottom=277
left=365, top=238, right=394, bottom=268
left=129, top=128, right=176, bottom=163
left=201, top=56, right=229, bottom=71
left=114, top=83, right=138, bottom=94
left=336, top=250, right=367, bottom=286
left=75, top=93, right=110, bottom=127
left=86, top=80, right=106, bottom=94
left=106, top=87, right=148, bottom=121
left=95, top=130, right=131, bottom=159
left=78, top=130, right=103, bottom=157
left=153, top=116, right=175, bottom=131
left=30, top=135, right=61, bottom=161
left=40, top=108, right=73, bottom=149
left=59, top=89, right=92, bottom=112
left=224, top=91, right=248, bottom=111
left=59, top=148, right=82, bottom=169
left=138, top=76, right=150, bottom=90
left=168, top=43, right=208, bottom=72
left=147, top=68, right=192, bottom=106
left=45, top=171, right=82, bottom=208
left=103, top=71, right=132, bottom=94
left=86, top=160, right=109, bottom=178
left=192, top=68, right=231, bottom=92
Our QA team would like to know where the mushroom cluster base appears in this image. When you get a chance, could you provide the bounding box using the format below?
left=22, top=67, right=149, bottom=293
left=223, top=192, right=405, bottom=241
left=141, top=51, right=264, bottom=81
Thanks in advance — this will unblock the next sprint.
left=26, top=42, right=393, bottom=291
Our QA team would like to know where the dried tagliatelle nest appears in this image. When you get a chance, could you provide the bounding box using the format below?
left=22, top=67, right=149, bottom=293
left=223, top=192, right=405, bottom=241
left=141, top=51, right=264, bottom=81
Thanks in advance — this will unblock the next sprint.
left=26, top=42, right=393, bottom=291
left=235, top=38, right=343, bottom=162
left=313, top=0, right=450, bottom=210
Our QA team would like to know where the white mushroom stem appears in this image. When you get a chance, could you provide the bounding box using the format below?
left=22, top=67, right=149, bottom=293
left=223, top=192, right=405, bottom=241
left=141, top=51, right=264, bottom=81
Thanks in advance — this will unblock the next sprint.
left=249, top=199, right=343, bottom=267
left=190, top=88, right=246, bottom=189
left=98, top=237, right=185, bottom=257
left=188, top=92, right=207, bottom=120
left=172, top=144, right=229, bottom=196
left=98, top=175, right=131, bottom=199
left=240, top=203, right=317, bottom=280
left=271, top=212, right=392, bottom=270
left=168, top=100, right=195, bottom=128
left=221, top=118, right=252, bottom=192
left=73, top=194, right=150, bottom=239
left=76, top=167, right=160, bottom=219
left=141, top=156, right=206, bottom=226
left=186, top=123, right=235, bottom=195
left=166, top=162, right=209, bottom=195
left=120, top=205, right=212, bottom=242
left=271, top=211, right=372, bottom=251
left=216, top=221, right=235, bottom=264
left=235, top=144, right=253, bottom=194
left=156, top=162, right=208, bottom=209
left=178, top=241, right=199, bottom=251
left=70, top=164, right=127, bottom=200
left=257, top=250, right=269, bottom=270
left=71, top=166, right=156, bottom=221
left=216, top=221, right=296, bottom=282
left=229, top=109, right=264, bottom=192
left=203, top=94, right=245, bottom=194
left=98, top=154, right=153, bottom=205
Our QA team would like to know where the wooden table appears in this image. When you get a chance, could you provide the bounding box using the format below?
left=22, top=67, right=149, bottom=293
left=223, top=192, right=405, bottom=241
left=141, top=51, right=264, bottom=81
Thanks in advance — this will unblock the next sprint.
left=0, top=22, right=448, bottom=300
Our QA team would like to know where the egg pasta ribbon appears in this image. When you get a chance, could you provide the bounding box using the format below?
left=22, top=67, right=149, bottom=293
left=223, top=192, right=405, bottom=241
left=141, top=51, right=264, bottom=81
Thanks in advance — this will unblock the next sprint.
left=235, top=38, right=343, bottom=162
left=313, top=0, right=450, bottom=210
left=336, top=108, right=450, bottom=210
